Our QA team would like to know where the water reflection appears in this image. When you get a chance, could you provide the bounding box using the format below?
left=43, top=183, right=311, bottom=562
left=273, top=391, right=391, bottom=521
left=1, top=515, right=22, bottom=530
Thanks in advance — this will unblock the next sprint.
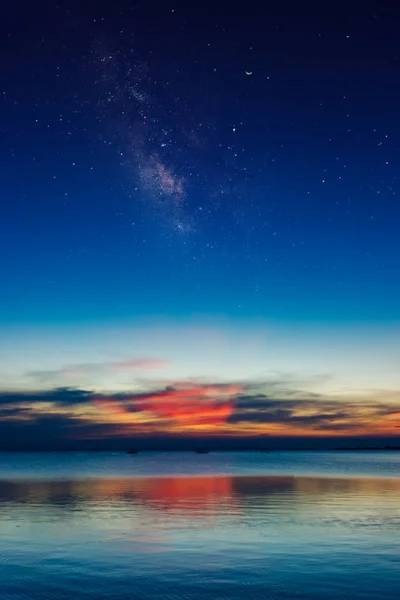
left=1, top=474, right=400, bottom=523
left=0, top=475, right=399, bottom=599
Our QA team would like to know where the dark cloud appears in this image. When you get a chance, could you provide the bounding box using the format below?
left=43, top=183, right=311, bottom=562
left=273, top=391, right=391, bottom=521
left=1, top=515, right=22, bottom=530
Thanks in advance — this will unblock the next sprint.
left=229, top=391, right=400, bottom=431
left=0, top=406, right=34, bottom=419
left=0, top=382, right=239, bottom=409
left=0, top=381, right=399, bottom=449
left=228, top=405, right=353, bottom=429
left=0, top=387, right=95, bottom=407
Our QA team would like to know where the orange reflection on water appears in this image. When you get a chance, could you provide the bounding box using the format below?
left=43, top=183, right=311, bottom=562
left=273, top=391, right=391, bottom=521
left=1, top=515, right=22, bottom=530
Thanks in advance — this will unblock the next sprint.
left=137, top=476, right=233, bottom=509
left=88, top=475, right=237, bottom=517
left=3, top=474, right=400, bottom=519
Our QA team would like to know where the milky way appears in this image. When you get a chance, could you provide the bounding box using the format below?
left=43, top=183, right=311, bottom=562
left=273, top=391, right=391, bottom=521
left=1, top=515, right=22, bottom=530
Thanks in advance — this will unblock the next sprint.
left=90, top=41, right=196, bottom=234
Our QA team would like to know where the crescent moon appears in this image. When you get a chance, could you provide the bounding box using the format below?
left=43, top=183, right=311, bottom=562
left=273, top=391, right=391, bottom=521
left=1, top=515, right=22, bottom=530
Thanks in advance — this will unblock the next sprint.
left=245, top=71, right=252, bottom=75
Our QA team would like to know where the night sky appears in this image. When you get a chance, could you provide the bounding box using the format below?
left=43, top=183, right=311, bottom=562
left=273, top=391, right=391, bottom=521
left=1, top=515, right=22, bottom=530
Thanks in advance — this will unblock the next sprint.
left=1, top=2, right=400, bottom=449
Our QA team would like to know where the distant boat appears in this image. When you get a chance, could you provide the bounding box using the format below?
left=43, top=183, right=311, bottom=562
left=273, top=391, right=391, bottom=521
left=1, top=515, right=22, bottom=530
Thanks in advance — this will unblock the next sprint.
left=195, top=449, right=209, bottom=454
left=127, top=450, right=139, bottom=454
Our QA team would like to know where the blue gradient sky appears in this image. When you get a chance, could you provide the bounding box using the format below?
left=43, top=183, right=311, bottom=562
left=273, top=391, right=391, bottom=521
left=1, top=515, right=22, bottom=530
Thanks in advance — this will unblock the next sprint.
left=1, top=3, right=400, bottom=447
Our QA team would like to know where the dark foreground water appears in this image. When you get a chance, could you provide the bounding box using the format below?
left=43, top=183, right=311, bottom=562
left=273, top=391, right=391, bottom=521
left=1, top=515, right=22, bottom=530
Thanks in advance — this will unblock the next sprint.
left=0, top=452, right=399, bottom=599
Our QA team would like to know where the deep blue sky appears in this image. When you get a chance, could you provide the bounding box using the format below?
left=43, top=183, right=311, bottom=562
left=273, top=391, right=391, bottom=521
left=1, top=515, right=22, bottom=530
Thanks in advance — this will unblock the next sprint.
left=1, top=2, right=400, bottom=448
left=2, top=1, right=400, bottom=325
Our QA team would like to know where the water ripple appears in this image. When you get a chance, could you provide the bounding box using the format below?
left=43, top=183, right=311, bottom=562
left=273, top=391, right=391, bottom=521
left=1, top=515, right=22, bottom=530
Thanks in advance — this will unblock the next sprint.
left=0, top=457, right=400, bottom=598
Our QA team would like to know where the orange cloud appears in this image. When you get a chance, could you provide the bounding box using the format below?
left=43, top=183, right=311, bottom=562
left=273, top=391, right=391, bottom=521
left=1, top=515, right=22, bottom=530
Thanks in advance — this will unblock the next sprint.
left=10, top=381, right=400, bottom=443
left=93, top=398, right=129, bottom=415
left=93, top=383, right=241, bottom=431
left=133, top=384, right=239, bottom=428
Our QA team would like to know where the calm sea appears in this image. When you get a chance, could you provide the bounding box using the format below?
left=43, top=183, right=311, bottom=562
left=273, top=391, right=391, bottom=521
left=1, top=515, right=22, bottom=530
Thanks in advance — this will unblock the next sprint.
left=0, top=451, right=399, bottom=599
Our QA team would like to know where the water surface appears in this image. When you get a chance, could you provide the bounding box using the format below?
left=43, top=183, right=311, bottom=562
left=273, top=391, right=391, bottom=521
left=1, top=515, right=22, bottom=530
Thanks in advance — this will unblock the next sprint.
left=0, top=452, right=399, bottom=599
left=0, top=449, right=399, bottom=479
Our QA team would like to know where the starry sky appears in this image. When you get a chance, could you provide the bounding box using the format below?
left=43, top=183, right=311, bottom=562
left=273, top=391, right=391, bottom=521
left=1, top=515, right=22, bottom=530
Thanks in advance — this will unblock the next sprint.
left=1, top=2, right=400, bottom=449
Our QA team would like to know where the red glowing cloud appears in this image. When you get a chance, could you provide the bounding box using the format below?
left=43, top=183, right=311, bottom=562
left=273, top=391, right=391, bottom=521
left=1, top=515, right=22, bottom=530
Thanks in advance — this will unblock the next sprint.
left=134, top=384, right=239, bottom=427
left=94, top=383, right=242, bottom=431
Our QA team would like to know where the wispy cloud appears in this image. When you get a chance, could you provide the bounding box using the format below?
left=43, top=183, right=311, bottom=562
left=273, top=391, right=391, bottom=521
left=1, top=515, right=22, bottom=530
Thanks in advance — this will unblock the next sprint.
left=29, top=357, right=171, bottom=383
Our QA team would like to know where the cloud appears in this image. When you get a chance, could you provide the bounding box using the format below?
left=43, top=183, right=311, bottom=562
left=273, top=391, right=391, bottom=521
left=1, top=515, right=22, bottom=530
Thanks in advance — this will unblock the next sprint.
left=29, top=357, right=171, bottom=383
left=94, top=382, right=241, bottom=428
left=0, top=383, right=241, bottom=439
left=229, top=407, right=353, bottom=429
left=108, top=358, right=171, bottom=370
left=229, top=390, right=400, bottom=432
left=0, top=406, right=35, bottom=419
left=0, top=387, right=94, bottom=407
left=1, top=378, right=400, bottom=448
